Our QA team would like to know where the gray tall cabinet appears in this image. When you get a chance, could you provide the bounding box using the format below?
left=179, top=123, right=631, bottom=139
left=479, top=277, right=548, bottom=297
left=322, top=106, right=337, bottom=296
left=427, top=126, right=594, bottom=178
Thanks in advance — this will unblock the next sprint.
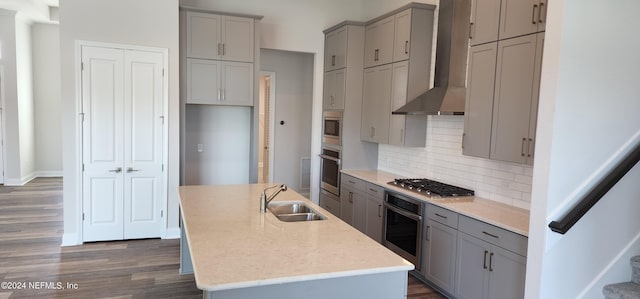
left=180, top=8, right=262, bottom=185
left=463, top=0, right=546, bottom=165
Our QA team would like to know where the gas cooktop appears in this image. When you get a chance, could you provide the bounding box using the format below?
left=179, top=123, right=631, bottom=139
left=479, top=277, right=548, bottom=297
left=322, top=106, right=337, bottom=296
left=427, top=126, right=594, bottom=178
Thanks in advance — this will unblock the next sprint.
left=389, top=178, right=474, bottom=198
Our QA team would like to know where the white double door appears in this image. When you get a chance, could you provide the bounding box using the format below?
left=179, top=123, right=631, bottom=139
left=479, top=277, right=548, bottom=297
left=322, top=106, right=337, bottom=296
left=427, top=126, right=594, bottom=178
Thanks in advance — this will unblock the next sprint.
left=82, top=45, right=165, bottom=242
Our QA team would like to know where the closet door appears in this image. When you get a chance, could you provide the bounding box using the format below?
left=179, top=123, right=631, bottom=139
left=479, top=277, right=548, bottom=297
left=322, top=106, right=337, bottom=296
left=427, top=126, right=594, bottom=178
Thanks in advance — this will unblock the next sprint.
left=82, top=45, right=165, bottom=242
left=82, top=46, right=126, bottom=242
left=123, top=50, right=164, bottom=239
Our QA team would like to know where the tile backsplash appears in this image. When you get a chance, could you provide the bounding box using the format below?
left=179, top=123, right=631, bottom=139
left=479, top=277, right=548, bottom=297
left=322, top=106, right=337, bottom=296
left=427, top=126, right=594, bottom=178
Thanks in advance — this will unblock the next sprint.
left=378, top=115, right=533, bottom=210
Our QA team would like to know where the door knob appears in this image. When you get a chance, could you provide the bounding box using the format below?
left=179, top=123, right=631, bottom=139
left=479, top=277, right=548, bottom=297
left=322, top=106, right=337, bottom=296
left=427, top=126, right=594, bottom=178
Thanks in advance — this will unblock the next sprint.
left=126, top=167, right=139, bottom=173
left=109, top=167, right=122, bottom=173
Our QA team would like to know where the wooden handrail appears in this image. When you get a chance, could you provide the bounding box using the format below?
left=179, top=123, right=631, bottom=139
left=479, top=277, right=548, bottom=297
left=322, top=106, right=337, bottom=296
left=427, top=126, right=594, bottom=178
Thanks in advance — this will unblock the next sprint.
left=548, top=141, right=640, bottom=234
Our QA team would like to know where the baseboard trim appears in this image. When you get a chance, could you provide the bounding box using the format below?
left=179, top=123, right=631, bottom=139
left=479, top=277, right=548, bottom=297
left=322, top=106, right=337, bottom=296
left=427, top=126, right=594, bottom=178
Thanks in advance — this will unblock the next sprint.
left=4, top=172, right=37, bottom=186
left=35, top=171, right=63, bottom=177
left=165, top=227, right=181, bottom=239
left=61, top=232, right=81, bottom=247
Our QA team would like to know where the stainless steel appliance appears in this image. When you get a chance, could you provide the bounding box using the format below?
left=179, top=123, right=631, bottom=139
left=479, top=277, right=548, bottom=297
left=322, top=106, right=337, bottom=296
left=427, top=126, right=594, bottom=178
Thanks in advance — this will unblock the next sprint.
left=319, top=147, right=340, bottom=196
left=389, top=178, right=474, bottom=198
left=383, top=191, right=424, bottom=269
left=322, top=111, right=342, bottom=146
left=383, top=178, right=474, bottom=270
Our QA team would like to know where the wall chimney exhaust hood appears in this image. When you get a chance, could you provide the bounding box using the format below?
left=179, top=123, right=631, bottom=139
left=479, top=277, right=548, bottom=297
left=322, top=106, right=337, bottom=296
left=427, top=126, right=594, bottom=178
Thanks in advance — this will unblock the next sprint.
left=393, top=0, right=470, bottom=115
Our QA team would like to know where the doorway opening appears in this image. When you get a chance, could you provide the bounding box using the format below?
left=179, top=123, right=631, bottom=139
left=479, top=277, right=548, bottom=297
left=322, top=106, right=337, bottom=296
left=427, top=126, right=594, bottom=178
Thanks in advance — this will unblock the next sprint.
left=258, top=71, right=275, bottom=184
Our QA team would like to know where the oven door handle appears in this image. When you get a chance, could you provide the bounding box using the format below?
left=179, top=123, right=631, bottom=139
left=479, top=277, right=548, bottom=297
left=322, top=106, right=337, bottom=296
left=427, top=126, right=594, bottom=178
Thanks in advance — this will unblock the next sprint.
left=383, top=202, right=422, bottom=221
left=318, top=154, right=341, bottom=165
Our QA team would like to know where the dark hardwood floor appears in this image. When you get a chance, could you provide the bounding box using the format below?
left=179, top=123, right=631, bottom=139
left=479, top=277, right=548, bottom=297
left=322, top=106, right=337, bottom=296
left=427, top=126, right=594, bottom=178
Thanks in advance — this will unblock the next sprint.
left=0, top=177, right=443, bottom=298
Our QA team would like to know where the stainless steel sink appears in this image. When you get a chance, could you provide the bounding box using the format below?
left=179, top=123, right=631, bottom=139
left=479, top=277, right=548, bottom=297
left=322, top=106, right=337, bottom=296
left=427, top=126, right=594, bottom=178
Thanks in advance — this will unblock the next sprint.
left=267, top=202, right=327, bottom=222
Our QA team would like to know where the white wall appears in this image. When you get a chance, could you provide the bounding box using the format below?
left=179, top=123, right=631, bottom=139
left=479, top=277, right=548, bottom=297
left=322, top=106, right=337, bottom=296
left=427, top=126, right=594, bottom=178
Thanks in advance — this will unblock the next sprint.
left=526, top=0, right=640, bottom=298
left=260, top=49, right=314, bottom=194
left=15, top=16, right=35, bottom=183
left=60, top=0, right=180, bottom=245
left=379, top=116, right=533, bottom=209
left=32, top=23, right=61, bottom=176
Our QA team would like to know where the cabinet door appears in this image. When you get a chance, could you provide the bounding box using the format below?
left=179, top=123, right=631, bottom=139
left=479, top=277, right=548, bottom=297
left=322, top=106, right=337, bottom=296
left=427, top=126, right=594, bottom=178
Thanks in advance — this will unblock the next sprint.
left=393, top=9, right=412, bottom=62
left=463, top=43, right=497, bottom=159
left=340, top=189, right=354, bottom=225
left=365, top=186, right=384, bottom=243
left=221, top=61, right=253, bottom=106
left=469, top=0, right=500, bottom=46
left=186, top=12, right=221, bottom=59
left=487, top=246, right=527, bottom=299
left=323, top=69, right=346, bottom=110
left=186, top=58, right=220, bottom=104
left=526, top=33, right=545, bottom=165
left=364, top=15, right=395, bottom=68
left=498, top=0, right=540, bottom=40
left=389, top=61, right=409, bottom=146
left=424, top=219, right=458, bottom=295
left=221, top=16, right=254, bottom=62
left=361, top=64, right=392, bottom=143
left=456, top=233, right=491, bottom=299
left=491, top=34, right=538, bottom=164
left=352, top=191, right=367, bottom=234
left=325, top=26, right=347, bottom=71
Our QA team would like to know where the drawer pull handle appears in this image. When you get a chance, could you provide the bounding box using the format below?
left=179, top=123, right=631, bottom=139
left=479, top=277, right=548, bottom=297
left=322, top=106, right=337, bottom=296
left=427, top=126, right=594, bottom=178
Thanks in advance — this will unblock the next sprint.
left=482, top=231, right=499, bottom=239
left=404, top=41, right=409, bottom=54
left=378, top=204, right=382, bottom=218
left=483, top=250, right=488, bottom=269
left=532, top=4, right=538, bottom=24
left=434, top=213, right=448, bottom=219
left=348, top=180, right=355, bottom=184
left=369, top=188, right=378, bottom=193
left=426, top=225, right=431, bottom=241
left=489, top=252, right=494, bottom=271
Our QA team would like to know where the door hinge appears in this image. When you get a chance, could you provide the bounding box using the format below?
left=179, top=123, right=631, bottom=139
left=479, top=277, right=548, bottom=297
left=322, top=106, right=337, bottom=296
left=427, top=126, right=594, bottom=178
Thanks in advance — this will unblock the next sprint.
left=161, top=210, right=164, bottom=218
left=81, top=62, right=84, bottom=71
left=82, top=164, right=85, bottom=172
left=82, top=213, right=85, bottom=221
left=161, top=164, right=164, bottom=171
left=80, top=113, right=85, bottom=122
left=160, top=116, right=164, bottom=124
left=162, top=68, right=165, bottom=77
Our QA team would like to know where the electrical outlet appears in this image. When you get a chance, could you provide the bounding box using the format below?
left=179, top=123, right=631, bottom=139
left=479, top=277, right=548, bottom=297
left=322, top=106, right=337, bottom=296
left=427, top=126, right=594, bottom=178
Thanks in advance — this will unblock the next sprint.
left=197, top=144, right=204, bottom=153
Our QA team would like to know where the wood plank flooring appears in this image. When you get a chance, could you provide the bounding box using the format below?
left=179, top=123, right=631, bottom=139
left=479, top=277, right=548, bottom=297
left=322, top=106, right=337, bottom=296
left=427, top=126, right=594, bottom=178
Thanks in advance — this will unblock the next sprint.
left=0, top=178, right=444, bottom=298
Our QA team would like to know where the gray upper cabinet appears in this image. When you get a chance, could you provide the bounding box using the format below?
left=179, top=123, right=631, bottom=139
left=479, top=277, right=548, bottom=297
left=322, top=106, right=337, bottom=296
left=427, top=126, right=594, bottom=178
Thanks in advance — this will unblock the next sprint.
left=186, top=11, right=254, bottom=62
left=323, top=69, right=346, bottom=110
left=364, top=15, right=395, bottom=68
left=498, top=0, right=547, bottom=40
left=392, top=9, right=412, bottom=62
left=389, top=61, right=409, bottom=146
left=490, top=33, right=543, bottom=164
left=463, top=42, right=497, bottom=159
left=186, top=58, right=253, bottom=106
left=361, top=64, right=392, bottom=143
left=324, top=26, right=347, bottom=71
left=469, top=0, right=500, bottom=46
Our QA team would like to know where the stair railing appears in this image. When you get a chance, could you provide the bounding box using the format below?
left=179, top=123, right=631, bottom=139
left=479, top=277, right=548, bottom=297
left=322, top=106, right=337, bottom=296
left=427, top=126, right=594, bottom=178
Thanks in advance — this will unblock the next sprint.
left=548, top=140, right=640, bottom=234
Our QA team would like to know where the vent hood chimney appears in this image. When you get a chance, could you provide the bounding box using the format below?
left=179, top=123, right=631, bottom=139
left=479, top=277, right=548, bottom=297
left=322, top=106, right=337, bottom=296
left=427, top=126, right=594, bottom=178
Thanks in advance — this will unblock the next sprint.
left=393, top=0, right=471, bottom=115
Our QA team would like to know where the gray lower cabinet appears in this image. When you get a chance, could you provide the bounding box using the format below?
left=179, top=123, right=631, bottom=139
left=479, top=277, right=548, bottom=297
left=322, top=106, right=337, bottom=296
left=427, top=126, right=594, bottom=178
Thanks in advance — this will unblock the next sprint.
left=422, top=204, right=459, bottom=296
left=340, top=185, right=366, bottom=233
left=455, top=216, right=527, bottom=299
left=319, top=189, right=341, bottom=217
left=365, top=184, right=384, bottom=243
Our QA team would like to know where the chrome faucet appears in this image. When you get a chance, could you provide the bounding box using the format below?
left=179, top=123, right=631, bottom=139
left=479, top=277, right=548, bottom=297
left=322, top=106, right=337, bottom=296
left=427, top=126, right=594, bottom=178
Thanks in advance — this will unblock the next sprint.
left=260, top=184, right=288, bottom=213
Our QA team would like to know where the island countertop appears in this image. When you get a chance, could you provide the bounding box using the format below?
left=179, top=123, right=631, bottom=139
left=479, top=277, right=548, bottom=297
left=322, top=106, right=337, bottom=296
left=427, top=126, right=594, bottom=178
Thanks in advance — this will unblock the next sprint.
left=178, top=184, right=414, bottom=292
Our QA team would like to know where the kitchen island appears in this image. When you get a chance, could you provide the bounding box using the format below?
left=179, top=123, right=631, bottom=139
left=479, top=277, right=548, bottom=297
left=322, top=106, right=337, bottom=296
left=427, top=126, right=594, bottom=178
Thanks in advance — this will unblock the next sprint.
left=178, top=184, right=414, bottom=299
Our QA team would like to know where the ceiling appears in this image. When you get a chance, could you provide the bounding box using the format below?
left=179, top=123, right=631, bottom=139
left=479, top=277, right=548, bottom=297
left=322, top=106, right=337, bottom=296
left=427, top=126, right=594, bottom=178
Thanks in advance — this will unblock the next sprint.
left=0, top=0, right=59, bottom=23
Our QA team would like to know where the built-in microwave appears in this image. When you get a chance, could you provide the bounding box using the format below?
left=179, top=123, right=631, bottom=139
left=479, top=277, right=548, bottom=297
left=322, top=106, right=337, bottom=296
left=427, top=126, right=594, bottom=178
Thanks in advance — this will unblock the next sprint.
left=322, top=111, right=342, bottom=146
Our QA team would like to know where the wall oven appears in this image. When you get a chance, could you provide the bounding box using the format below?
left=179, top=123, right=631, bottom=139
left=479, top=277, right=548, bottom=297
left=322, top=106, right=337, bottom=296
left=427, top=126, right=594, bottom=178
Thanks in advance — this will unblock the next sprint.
left=383, top=191, right=424, bottom=270
left=319, top=147, right=340, bottom=196
left=322, top=111, right=342, bottom=146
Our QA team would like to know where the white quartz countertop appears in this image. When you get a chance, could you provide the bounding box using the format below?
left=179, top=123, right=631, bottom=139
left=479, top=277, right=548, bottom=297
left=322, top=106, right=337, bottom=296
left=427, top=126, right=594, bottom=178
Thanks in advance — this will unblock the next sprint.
left=178, top=184, right=414, bottom=292
left=341, top=169, right=530, bottom=237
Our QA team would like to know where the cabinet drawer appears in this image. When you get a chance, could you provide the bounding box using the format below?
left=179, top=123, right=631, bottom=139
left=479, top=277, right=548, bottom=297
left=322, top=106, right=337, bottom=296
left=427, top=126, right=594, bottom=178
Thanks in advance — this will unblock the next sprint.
left=366, top=184, right=385, bottom=199
left=427, top=204, right=459, bottom=229
left=458, top=215, right=528, bottom=256
left=341, top=174, right=366, bottom=192
left=319, top=191, right=341, bottom=217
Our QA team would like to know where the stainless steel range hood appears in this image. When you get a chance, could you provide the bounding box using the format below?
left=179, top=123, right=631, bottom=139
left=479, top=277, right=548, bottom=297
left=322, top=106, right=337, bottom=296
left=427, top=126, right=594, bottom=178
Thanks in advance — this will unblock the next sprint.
left=393, top=0, right=471, bottom=115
